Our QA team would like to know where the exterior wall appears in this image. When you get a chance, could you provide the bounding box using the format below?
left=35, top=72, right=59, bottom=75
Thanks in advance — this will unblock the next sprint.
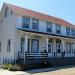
left=0, top=4, right=75, bottom=65
left=0, top=4, right=17, bottom=63
left=16, top=16, right=67, bottom=36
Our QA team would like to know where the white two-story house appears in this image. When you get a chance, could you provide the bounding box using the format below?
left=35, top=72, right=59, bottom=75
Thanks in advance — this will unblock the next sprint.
left=0, top=3, right=75, bottom=65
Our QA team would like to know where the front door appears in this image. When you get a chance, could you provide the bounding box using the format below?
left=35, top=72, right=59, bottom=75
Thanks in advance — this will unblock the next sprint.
left=31, top=39, right=39, bottom=53
left=57, top=43, right=61, bottom=54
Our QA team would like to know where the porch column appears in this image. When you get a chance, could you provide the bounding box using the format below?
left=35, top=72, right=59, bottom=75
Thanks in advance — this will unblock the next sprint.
left=24, top=34, right=28, bottom=63
left=46, top=36, right=48, bottom=52
left=61, top=39, right=65, bottom=52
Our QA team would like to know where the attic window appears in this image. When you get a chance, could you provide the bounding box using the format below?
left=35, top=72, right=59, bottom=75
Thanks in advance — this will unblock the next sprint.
left=5, top=7, right=8, bottom=18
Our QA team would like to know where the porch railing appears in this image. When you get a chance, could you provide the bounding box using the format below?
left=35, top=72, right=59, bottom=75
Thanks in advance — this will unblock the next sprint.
left=18, top=51, right=48, bottom=59
left=25, top=52, right=48, bottom=59
left=18, top=51, right=24, bottom=59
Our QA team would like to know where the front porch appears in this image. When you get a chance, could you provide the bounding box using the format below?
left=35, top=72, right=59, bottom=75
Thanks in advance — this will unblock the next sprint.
left=17, top=31, right=75, bottom=64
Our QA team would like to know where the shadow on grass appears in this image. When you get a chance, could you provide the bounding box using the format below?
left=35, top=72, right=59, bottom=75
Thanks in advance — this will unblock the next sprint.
left=26, top=65, right=75, bottom=74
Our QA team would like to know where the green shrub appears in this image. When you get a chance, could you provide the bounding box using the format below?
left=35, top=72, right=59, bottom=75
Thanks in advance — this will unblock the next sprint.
left=10, top=64, right=21, bottom=71
left=3, top=64, right=13, bottom=70
left=3, top=64, right=32, bottom=71
left=3, top=62, right=52, bottom=71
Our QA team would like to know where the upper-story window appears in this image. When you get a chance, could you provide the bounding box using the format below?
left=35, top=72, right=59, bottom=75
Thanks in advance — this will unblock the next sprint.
left=66, top=27, right=70, bottom=35
left=56, top=24, right=61, bottom=34
left=71, top=28, right=75, bottom=36
left=22, top=16, right=30, bottom=29
left=47, top=22, right=52, bottom=33
left=32, top=18, right=39, bottom=30
left=5, top=7, right=8, bottom=18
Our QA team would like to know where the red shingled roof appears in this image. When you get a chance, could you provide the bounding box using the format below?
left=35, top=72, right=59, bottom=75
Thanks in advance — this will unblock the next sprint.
left=4, top=3, right=75, bottom=28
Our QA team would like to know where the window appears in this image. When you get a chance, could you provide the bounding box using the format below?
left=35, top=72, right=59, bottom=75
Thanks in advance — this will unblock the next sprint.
left=0, top=42, right=1, bottom=52
left=7, top=39, right=11, bottom=52
left=21, top=38, right=25, bottom=52
left=32, top=18, right=39, bottom=30
left=47, top=22, right=52, bottom=33
left=48, top=39, right=53, bottom=53
left=5, top=7, right=8, bottom=18
left=56, top=25, right=61, bottom=34
left=66, top=43, right=71, bottom=54
left=66, top=27, right=70, bottom=35
left=22, top=16, right=30, bottom=28
left=71, top=28, right=75, bottom=36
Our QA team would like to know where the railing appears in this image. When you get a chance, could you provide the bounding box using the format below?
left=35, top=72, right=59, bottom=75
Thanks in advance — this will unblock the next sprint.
left=18, top=51, right=24, bottom=59
left=25, top=52, right=48, bottom=59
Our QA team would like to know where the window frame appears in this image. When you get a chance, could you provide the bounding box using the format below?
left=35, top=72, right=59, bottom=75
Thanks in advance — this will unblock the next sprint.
left=66, top=27, right=70, bottom=35
left=22, top=16, right=30, bottom=29
left=56, top=24, right=61, bottom=34
left=71, top=28, right=75, bottom=36
left=32, top=18, right=39, bottom=30
left=48, top=39, right=53, bottom=53
left=46, top=22, right=52, bottom=33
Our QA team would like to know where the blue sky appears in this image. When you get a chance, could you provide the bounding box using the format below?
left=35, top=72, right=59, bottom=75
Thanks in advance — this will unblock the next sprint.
left=0, top=0, right=75, bottom=25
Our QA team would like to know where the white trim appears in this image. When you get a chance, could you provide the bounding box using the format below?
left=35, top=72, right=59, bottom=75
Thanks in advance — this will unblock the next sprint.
left=24, top=34, right=28, bottom=63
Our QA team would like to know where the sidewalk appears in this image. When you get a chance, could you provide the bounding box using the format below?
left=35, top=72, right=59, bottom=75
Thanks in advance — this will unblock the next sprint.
left=0, top=69, right=30, bottom=75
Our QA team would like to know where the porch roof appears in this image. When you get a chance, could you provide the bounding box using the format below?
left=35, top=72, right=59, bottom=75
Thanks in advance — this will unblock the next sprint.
left=17, top=27, right=75, bottom=39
